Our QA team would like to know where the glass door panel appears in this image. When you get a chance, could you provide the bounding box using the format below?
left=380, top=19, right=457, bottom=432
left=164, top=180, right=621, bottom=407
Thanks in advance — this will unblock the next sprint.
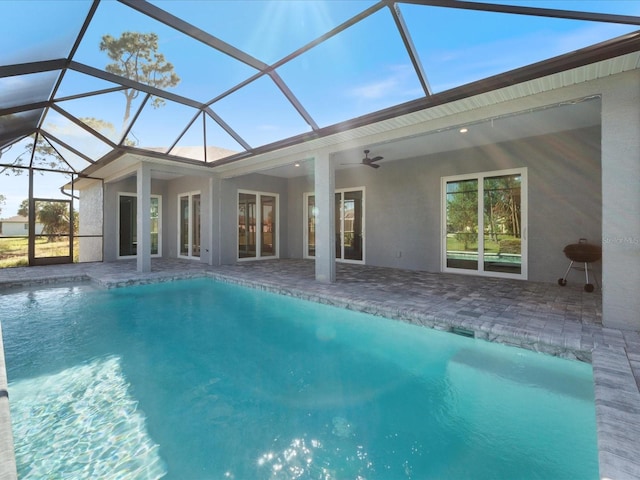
left=306, top=195, right=316, bottom=257
left=179, top=192, right=200, bottom=258
left=483, top=174, right=521, bottom=274
left=343, top=190, right=363, bottom=261
left=119, top=195, right=137, bottom=256
left=260, top=195, right=276, bottom=257
left=446, top=179, right=478, bottom=270
left=179, top=195, right=189, bottom=257
left=151, top=197, right=160, bottom=255
left=335, top=193, right=342, bottom=259
left=192, top=194, right=201, bottom=258
left=238, top=193, right=256, bottom=258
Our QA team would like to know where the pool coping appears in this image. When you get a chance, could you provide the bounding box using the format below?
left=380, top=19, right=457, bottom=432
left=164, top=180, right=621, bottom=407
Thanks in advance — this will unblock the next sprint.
left=1, top=271, right=639, bottom=480
left=0, top=322, right=17, bottom=480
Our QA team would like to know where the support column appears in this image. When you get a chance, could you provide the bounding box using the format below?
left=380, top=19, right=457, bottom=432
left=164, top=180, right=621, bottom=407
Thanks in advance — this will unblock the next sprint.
left=601, top=72, right=640, bottom=330
left=314, top=151, right=336, bottom=282
left=136, top=162, right=151, bottom=273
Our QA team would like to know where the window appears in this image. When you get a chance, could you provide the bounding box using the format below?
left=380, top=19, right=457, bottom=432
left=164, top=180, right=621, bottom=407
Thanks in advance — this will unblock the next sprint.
left=117, top=193, right=161, bottom=258
left=442, top=168, right=527, bottom=278
left=238, top=190, right=278, bottom=260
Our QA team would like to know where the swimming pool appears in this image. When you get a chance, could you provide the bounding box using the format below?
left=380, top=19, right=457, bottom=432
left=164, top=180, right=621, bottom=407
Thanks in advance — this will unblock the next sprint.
left=2, top=278, right=598, bottom=479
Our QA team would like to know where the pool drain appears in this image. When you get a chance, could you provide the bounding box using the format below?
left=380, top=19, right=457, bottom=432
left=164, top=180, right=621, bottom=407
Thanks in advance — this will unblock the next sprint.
left=451, top=326, right=475, bottom=338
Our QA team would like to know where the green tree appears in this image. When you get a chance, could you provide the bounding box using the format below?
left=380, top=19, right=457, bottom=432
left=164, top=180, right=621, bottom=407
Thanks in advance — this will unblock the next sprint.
left=80, top=117, right=116, bottom=137
left=17, top=199, right=29, bottom=217
left=100, top=32, right=181, bottom=134
left=447, top=180, right=478, bottom=251
left=38, top=202, right=70, bottom=241
left=483, top=176, right=521, bottom=241
left=0, top=194, right=5, bottom=216
left=0, top=135, right=65, bottom=176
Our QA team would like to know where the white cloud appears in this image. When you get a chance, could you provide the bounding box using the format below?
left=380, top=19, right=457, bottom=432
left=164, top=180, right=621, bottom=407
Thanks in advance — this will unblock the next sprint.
left=347, top=64, right=419, bottom=101
left=350, top=77, right=399, bottom=100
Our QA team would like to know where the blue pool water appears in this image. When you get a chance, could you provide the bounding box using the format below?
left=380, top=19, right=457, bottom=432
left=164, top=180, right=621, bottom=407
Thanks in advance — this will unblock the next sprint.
left=2, top=278, right=598, bottom=479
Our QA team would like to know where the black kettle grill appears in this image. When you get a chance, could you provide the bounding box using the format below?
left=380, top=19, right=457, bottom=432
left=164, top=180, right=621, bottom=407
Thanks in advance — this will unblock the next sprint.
left=558, top=238, right=602, bottom=292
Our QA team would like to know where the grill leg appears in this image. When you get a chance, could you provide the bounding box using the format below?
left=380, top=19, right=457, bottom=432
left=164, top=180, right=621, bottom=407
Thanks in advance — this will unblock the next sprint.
left=563, top=261, right=574, bottom=281
left=584, top=262, right=597, bottom=292
left=584, top=262, right=590, bottom=284
left=558, top=261, right=574, bottom=286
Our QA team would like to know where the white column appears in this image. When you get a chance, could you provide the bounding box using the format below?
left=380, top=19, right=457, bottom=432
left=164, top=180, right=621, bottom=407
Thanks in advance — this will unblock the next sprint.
left=314, top=151, right=336, bottom=283
left=601, top=72, right=640, bottom=330
left=136, top=162, right=151, bottom=273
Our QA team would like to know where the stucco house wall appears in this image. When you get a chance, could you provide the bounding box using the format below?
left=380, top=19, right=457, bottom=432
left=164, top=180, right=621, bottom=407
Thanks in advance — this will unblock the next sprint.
left=285, top=125, right=601, bottom=285
left=88, top=71, right=638, bottom=328
left=78, top=182, right=103, bottom=263
left=101, top=171, right=290, bottom=265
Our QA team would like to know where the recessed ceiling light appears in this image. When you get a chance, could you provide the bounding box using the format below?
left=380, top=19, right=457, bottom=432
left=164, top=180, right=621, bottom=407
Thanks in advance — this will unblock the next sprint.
left=459, top=127, right=468, bottom=133
left=294, top=162, right=300, bottom=167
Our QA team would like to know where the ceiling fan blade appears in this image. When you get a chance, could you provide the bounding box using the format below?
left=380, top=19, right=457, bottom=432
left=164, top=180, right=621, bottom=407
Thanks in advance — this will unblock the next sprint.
left=360, top=149, right=381, bottom=168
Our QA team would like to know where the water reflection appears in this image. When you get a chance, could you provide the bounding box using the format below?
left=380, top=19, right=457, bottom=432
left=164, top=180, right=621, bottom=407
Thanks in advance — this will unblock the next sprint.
left=254, top=422, right=377, bottom=480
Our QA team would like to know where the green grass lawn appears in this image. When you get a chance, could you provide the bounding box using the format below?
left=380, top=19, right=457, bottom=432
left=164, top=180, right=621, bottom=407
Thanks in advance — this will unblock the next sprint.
left=0, top=237, right=79, bottom=268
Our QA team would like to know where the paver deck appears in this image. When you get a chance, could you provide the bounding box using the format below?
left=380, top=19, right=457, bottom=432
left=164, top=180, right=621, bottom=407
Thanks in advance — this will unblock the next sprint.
left=1, top=258, right=638, bottom=479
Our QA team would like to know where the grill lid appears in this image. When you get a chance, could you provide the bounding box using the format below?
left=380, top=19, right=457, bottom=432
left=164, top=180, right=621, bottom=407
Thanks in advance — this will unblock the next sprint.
left=563, top=239, right=602, bottom=263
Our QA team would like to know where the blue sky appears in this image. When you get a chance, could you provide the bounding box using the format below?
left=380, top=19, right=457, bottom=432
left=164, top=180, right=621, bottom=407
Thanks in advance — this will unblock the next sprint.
left=1, top=0, right=640, bottom=218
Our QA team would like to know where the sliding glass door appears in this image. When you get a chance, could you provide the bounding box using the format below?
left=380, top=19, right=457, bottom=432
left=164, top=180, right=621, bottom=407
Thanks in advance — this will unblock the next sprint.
left=118, top=194, right=161, bottom=258
left=178, top=192, right=200, bottom=259
left=238, top=191, right=278, bottom=260
left=305, top=188, right=364, bottom=263
left=443, top=169, right=526, bottom=278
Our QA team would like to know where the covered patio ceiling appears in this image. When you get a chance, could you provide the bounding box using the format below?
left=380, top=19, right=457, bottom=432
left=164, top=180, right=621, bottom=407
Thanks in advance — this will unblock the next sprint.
left=1, top=0, right=640, bottom=180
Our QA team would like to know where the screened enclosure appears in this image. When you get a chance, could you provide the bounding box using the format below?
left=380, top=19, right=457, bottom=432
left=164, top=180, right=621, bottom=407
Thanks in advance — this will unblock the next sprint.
left=1, top=0, right=639, bottom=267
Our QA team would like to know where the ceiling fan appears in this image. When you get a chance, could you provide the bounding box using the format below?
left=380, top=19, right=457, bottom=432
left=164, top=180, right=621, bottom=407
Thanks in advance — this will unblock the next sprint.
left=360, top=149, right=383, bottom=169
